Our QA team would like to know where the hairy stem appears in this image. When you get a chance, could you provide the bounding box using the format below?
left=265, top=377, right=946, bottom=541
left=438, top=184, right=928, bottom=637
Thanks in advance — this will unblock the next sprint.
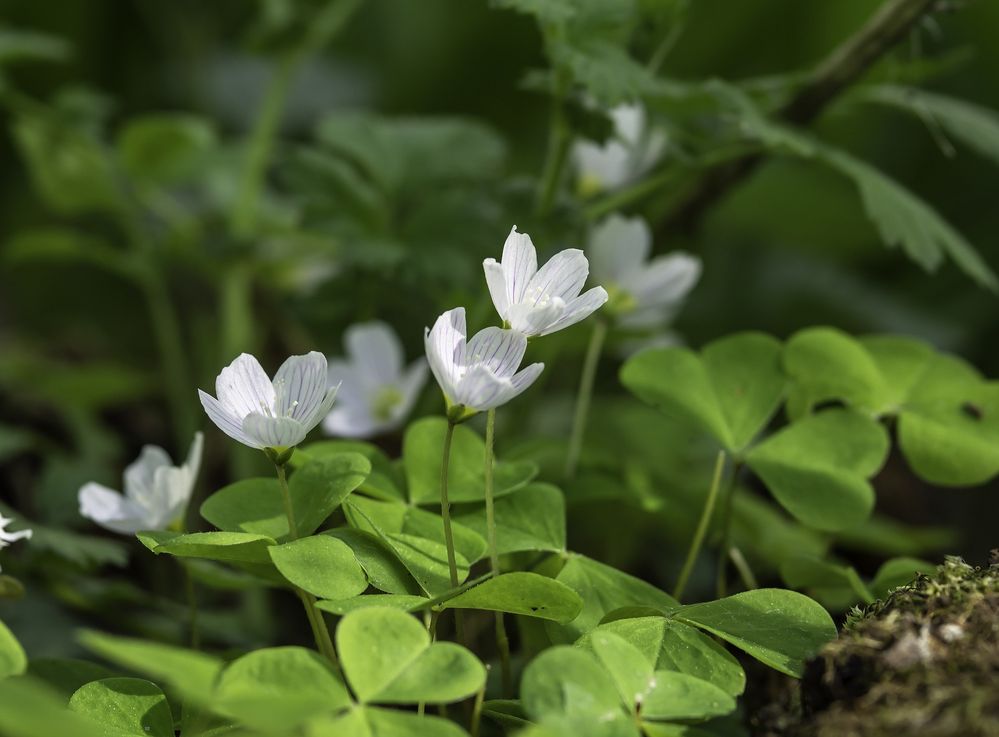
left=439, top=420, right=466, bottom=643
left=714, top=461, right=742, bottom=598
left=673, top=450, right=726, bottom=602
left=485, top=409, right=512, bottom=696
left=275, top=461, right=339, bottom=667
left=565, top=319, right=608, bottom=479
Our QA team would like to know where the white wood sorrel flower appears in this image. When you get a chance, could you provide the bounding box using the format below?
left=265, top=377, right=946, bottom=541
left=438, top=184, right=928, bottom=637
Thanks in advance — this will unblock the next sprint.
left=590, top=214, right=701, bottom=330
left=483, top=227, right=608, bottom=337
left=324, top=321, right=428, bottom=438
left=0, top=513, right=31, bottom=571
left=425, top=307, right=543, bottom=417
left=199, top=352, right=338, bottom=450
left=79, top=433, right=203, bottom=535
left=573, top=103, right=665, bottom=194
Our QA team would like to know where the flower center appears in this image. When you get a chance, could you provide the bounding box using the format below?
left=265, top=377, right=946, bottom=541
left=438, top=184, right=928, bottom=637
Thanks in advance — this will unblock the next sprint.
left=372, top=386, right=404, bottom=422
left=604, top=281, right=637, bottom=316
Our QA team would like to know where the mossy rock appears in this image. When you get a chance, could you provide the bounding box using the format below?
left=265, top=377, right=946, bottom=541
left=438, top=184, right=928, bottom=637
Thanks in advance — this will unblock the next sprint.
left=754, top=553, right=999, bottom=737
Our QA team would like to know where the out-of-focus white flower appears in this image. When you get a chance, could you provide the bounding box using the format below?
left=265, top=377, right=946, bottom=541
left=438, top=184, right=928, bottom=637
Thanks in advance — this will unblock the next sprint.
left=0, top=514, right=31, bottom=571
left=323, top=321, right=428, bottom=438
left=199, top=352, right=338, bottom=450
left=483, top=227, right=608, bottom=337
left=425, top=307, right=544, bottom=415
left=79, top=433, right=204, bottom=535
left=573, top=104, right=666, bottom=195
left=589, top=214, right=701, bottom=330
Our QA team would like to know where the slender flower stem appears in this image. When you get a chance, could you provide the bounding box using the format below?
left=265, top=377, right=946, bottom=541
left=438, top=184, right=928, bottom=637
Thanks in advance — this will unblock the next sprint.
left=673, top=450, right=726, bottom=601
left=275, top=461, right=339, bottom=667
left=470, top=669, right=489, bottom=737
left=439, top=420, right=466, bottom=643
left=536, top=72, right=571, bottom=217
left=714, top=460, right=742, bottom=598
left=485, top=409, right=512, bottom=696
left=182, top=562, right=200, bottom=650
left=728, top=547, right=759, bottom=592
left=565, top=319, right=608, bottom=479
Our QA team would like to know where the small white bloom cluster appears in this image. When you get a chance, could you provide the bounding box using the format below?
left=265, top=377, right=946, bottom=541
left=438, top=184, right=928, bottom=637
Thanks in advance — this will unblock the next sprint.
left=0, top=514, right=32, bottom=572
left=425, top=226, right=608, bottom=417
left=79, top=433, right=203, bottom=535
left=573, top=104, right=665, bottom=195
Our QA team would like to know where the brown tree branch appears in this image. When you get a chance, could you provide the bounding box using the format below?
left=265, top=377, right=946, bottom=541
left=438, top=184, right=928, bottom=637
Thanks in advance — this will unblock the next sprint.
left=658, top=0, right=939, bottom=237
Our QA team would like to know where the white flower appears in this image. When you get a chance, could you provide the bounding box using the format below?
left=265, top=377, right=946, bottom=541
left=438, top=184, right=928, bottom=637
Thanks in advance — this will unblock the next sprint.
left=198, top=352, right=338, bottom=450
left=589, top=214, right=701, bottom=330
left=483, top=227, right=608, bottom=337
left=572, top=103, right=666, bottom=194
left=0, top=514, right=31, bottom=571
left=323, top=321, right=428, bottom=438
left=78, top=433, right=204, bottom=535
left=425, top=307, right=544, bottom=413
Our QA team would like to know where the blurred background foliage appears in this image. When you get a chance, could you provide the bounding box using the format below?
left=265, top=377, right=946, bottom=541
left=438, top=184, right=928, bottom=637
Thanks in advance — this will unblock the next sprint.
left=0, top=0, right=997, bottom=659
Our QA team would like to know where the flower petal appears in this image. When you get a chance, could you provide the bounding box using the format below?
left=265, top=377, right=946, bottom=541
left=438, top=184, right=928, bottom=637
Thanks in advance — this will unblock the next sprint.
left=323, top=404, right=382, bottom=439
left=346, top=322, right=404, bottom=388
left=526, top=248, right=590, bottom=304
left=541, top=286, right=608, bottom=336
left=199, top=389, right=264, bottom=449
left=216, top=353, right=276, bottom=419
left=274, top=352, right=329, bottom=422
left=123, top=445, right=172, bottom=509
left=79, top=482, right=150, bottom=535
left=483, top=259, right=509, bottom=320
left=501, top=227, right=538, bottom=306
left=627, top=252, right=701, bottom=307
left=395, top=360, right=429, bottom=422
left=505, top=298, right=566, bottom=337
left=454, top=364, right=514, bottom=411
left=242, top=413, right=309, bottom=449
left=425, top=307, right=467, bottom=400
left=589, top=215, right=651, bottom=283
left=302, top=385, right=339, bottom=434
left=464, top=327, right=528, bottom=380
left=508, top=361, right=545, bottom=398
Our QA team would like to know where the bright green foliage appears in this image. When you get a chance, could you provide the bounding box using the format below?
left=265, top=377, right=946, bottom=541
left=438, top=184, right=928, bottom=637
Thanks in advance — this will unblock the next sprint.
left=27, top=658, right=116, bottom=698
left=78, top=630, right=223, bottom=704
left=745, top=409, right=889, bottom=531
left=336, top=607, right=486, bottom=704
left=269, top=535, right=368, bottom=599
left=620, top=333, right=785, bottom=454
left=309, top=706, right=472, bottom=737
left=454, top=483, right=567, bottom=554
left=295, top=441, right=406, bottom=502
left=316, top=594, right=428, bottom=615
left=138, top=530, right=277, bottom=564
left=581, top=616, right=745, bottom=696
left=69, top=678, right=174, bottom=737
left=441, top=572, right=583, bottom=622
left=403, top=418, right=537, bottom=504
left=325, top=528, right=422, bottom=595
left=675, top=589, right=837, bottom=677
left=780, top=554, right=934, bottom=609
left=0, top=618, right=27, bottom=678
left=201, top=452, right=370, bottom=539
left=785, top=328, right=999, bottom=485
left=548, top=554, right=679, bottom=642
left=0, top=678, right=106, bottom=737
left=213, top=646, right=351, bottom=730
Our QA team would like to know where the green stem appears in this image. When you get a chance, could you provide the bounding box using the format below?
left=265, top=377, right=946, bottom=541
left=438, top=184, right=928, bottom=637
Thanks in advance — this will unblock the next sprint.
left=275, top=461, right=339, bottom=667
left=439, top=420, right=465, bottom=643
left=535, top=73, right=571, bottom=217
left=584, top=168, right=678, bottom=222
left=565, top=319, right=608, bottom=479
left=714, top=461, right=742, bottom=598
left=182, top=562, right=200, bottom=650
left=229, top=57, right=298, bottom=239
left=728, top=547, right=759, bottom=592
left=484, top=409, right=512, bottom=696
left=673, top=450, right=726, bottom=602
left=470, top=670, right=488, bottom=737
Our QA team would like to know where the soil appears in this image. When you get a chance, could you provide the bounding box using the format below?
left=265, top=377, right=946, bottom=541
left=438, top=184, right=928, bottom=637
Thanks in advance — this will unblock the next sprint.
left=751, top=553, right=999, bottom=737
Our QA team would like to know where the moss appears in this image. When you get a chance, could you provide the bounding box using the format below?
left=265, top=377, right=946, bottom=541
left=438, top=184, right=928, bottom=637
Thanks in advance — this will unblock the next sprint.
left=753, top=553, right=999, bottom=737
